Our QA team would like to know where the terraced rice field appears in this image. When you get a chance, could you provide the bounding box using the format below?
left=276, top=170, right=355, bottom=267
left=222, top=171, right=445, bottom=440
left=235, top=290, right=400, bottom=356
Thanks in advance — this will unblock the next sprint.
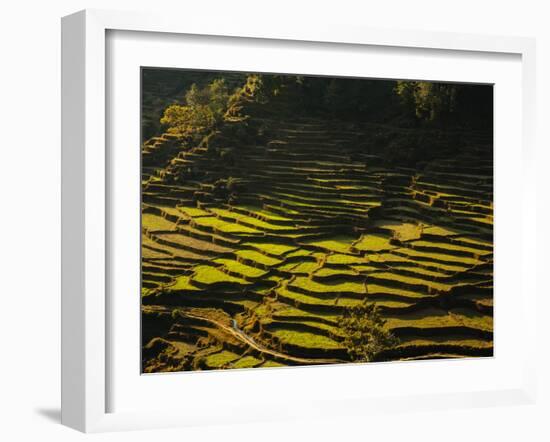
left=141, top=116, right=493, bottom=373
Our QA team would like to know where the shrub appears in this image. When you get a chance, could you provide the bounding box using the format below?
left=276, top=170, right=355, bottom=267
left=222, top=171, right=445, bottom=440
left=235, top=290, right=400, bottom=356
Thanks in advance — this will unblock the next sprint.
left=395, top=81, right=458, bottom=124
left=160, top=79, right=231, bottom=143
left=161, top=104, right=215, bottom=140
left=339, top=301, right=398, bottom=362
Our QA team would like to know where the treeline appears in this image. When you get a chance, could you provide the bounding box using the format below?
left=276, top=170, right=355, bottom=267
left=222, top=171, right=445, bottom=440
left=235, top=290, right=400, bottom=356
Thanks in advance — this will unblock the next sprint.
left=141, top=69, right=246, bottom=140
left=247, top=74, right=493, bottom=130
left=150, top=71, right=493, bottom=139
left=158, top=75, right=267, bottom=145
left=143, top=70, right=493, bottom=168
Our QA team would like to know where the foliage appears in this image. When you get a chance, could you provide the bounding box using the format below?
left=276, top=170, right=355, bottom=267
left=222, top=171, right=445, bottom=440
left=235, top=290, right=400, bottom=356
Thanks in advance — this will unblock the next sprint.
left=160, top=79, right=231, bottom=142
left=395, top=80, right=493, bottom=129
left=226, top=75, right=267, bottom=112
left=395, top=81, right=458, bottom=124
left=161, top=104, right=215, bottom=139
left=339, top=301, right=398, bottom=362
left=153, top=70, right=492, bottom=150
left=160, top=74, right=274, bottom=151
left=223, top=74, right=285, bottom=129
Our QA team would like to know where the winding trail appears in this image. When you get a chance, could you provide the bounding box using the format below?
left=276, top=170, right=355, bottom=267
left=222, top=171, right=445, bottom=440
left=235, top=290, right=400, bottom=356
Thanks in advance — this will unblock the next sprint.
left=144, top=305, right=344, bottom=366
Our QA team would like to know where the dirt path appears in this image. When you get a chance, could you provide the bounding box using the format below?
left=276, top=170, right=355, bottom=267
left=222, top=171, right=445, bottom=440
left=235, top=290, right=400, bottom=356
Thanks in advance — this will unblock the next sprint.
left=144, top=305, right=343, bottom=366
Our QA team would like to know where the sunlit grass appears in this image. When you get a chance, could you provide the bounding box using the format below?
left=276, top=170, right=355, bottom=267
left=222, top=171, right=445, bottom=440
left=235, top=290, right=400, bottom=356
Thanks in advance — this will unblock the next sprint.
left=169, top=275, right=199, bottom=291
left=193, top=216, right=261, bottom=234
left=385, top=307, right=493, bottom=331
left=213, top=258, right=267, bottom=278
left=160, top=206, right=189, bottom=220
left=369, top=252, right=469, bottom=272
left=411, top=240, right=492, bottom=256
left=353, top=234, right=394, bottom=252
left=276, top=286, right=361, bottom=307
left=398, top=337, right=492, bottom=348
left=240, top=205, right=294, bottom=222
left=272, top=329, right=341, bottom=349
left=303, top=235, right=357, bottom=253
left=370, top=272, right=453, bottom=292
left=286, top=261, right=319, bottom=274
left=232, top=356, right=262, bottom=369
left=450, top=307, right=493, bottom=331
left=210, top=208, right=292, bottom=231
left=261, top=360, right=284, bottom=368
left=205, top=350, right=240, bottom=367
left=326, top=253, right=366, bottom=265
left=456, top=236, right=493, bottom=248
left=236, top=250, right=282, bottom=267
left=285, top=249, right=312, bottom=258
left=192, top=265, right=249, bottom=285
left=314, top=267, right=358, bottom=277
left=272, top=305, right=339, bottom=322
left=395, top=247, right=481, bottom=266
left=392, top=265, right=449, bottom=278
left=290, top=276, right=366, bottom=294
left=422, top=225, right=460, bottom=236
left=243, top=242, right=298, bottom=256
left=178, top=206, right=210, bottom=217
left=142, top=213, right=177, bottom=231
left=351, top=264, right=379, bottom=273
left=366, top=283, right=428, bottom=299
left=374, top=221, right=422, bottom=241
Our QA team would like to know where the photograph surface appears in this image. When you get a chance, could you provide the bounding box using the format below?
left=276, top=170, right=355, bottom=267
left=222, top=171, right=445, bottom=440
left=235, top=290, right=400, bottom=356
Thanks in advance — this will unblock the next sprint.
left=141, top=68, right=493, bottom=373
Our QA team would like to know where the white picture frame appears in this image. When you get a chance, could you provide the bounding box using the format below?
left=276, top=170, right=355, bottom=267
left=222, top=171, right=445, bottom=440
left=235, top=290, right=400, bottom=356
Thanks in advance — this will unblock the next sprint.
left=61, top=9, right=538, bottom=433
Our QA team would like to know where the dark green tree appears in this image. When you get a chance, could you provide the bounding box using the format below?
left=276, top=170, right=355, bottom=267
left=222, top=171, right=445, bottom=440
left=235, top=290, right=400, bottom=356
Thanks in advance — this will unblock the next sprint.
left=160, top=79, right=230, bottom=142
left=339, top=301, right=399, bottom=362
left=395, top=81, right=458, bottom=124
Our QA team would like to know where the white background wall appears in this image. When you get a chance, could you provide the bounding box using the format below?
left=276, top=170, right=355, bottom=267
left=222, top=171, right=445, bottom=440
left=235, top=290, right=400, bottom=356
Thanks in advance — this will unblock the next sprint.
left=0, top=0, right=548, bottom=440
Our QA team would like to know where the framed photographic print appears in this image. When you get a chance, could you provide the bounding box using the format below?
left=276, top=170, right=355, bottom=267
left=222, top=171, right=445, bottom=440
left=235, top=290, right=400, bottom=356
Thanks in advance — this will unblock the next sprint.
left=61, top=9, right=538, bottom=433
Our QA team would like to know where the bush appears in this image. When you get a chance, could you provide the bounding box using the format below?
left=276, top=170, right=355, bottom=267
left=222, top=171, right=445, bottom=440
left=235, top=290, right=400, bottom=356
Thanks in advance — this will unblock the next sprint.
left=161, top=104, right=215, bottom=140
left=395, top=81, right=458, bottom=124
left=339, top=301, right=398, bottom=362
left=160, top=79, right=231, bottom=143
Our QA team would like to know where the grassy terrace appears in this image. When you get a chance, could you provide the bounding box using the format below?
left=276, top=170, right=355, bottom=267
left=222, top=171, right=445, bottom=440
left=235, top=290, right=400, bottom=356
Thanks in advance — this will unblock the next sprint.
left=192, top=216, right=263, bottom=234
left=280, top=261, right=320, bottom=274
left=366, top=284, right=435, bottom=300
left=192, top=265, right=249, bottom=286
left=275, top=285, right=364, bottom=308
left=204, top=350, right=240, bottom=368
left=353, top=234, right=394, bottom=252
left=302, top=236, right=357, bottom=253
left=142, top=213, right=178, bottom=231
left=243, top=242, right=298, bottom=256
left=385, top=307, right=493, bottom=334
left=392, top=247, right=482, bottom=267
left=235, top=249, right=282, bottom=267
left=213, top=258, right=268, bottom=279
left=271, top=329, right=342, bottom=350
left=290, top=276, right=366, bottom=296
left=209, top=208, right=295, bottom=231
left=142, top=114, right=493, bottom=372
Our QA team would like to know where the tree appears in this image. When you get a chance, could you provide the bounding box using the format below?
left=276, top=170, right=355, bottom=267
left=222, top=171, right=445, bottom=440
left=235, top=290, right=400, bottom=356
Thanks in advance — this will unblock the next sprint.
left=395, top=81, right=458, bottom=124
left=160, top=79, right=230, bottom=142
left=224, top=74, right=270, bottom=121
left=160, top=104, right=215, bottom=140
left=339, top=300, right=398, bottom=362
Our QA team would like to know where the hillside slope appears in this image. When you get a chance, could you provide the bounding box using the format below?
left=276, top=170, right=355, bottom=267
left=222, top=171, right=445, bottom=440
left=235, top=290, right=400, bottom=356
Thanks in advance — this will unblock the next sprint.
left=141, top=105, right=493, bottom=372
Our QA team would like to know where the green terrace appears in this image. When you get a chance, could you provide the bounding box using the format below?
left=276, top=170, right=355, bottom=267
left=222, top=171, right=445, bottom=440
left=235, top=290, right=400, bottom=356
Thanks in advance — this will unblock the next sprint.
left=141, top=110, right=493, bottom=370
